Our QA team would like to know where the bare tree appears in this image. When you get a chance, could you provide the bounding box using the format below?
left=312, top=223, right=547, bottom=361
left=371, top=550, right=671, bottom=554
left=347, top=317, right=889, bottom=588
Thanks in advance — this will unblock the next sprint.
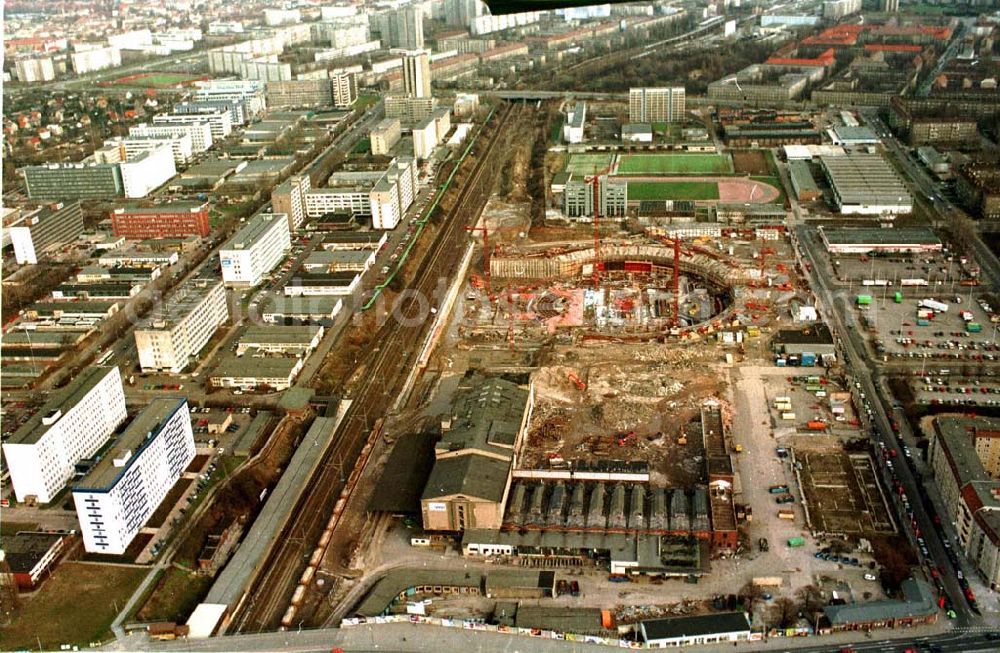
left=739, top=581, right=764, bottom=610
left=772, top=597, right=799, bottom=629
left=795, top=584, right=825, bottom=623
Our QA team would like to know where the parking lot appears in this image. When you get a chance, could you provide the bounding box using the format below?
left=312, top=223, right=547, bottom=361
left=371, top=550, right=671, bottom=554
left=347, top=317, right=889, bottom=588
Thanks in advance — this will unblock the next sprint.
left=859, top=293, right=1000, bottom=361
left=760, top=372, right=859, bottom=437
left=830, top=251, right=978, bottom=287
left=909, top=376, right=1000, bottom=407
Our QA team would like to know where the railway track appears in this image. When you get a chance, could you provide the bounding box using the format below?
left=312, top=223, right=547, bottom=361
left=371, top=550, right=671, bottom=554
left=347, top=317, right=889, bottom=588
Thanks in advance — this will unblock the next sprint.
left=231, top=102, right=517, bottom=633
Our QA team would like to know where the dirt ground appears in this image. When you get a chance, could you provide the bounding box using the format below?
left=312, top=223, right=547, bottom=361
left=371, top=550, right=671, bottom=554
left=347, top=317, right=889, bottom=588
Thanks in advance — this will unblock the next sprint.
left=731, top=150, right=770, bottom=176
left=523, top=344, right=728, bottom=486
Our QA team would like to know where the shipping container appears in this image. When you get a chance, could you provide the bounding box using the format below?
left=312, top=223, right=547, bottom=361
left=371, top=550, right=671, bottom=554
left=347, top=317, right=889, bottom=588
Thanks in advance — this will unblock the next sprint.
left=787, top=536, right=805, bottom=547
left=967, top=323, right=983, bottom=333
left=801, top=352, right=817, bottom=366
left=774, top=396, right=792, bottom=404
left=775, top=358, right=787, bottom=367
left=807, top=421, right=826, bottom=430
left=769, top=485, right=790, bottom=494
left=894, top=292, right=903, bottom=303
left=856, top=295, right=872, bottom=306
left=778, top=510, right=795, bottom=520
left=917, top=319, right=930, bottom=327
left=781, top=412, right=796, bottom=420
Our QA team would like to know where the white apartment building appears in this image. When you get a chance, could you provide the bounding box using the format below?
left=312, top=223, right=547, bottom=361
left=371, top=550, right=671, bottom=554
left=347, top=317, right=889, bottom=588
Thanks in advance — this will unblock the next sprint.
left=134, top=277, right=228, bottom=373
left=331, top=70, right=358, bottom=107
left=628, top=87, right=685, bottom=123
left=73, top=398, right=195, bottom=554
left=403, top=50, right=432, bottom=98
left=219, top=213, right=292, bottom=287
left=153, top=110, right=232, bottom=141
left=119, top=146, right=176, bottom=198
left=563, top=102, right=586, bottom=144
left=130, top=122, right=214, bottom=153
left=305, top=188, right=371, bottom=218
left=372, top=157, right=417, bottom=229
left=71, top=46, right=121, bottom=74
left=122, top=133, right=193, bottom=166
left=371, top=117, right=402, bottom=155
left=16, top=57, right=56, bottom=83
left=413, top=117, right=438, bottom=160
left=3, top=366, right=128, bottom=504
left=192, top=80, right=267, bottom=120
left=272, top=175, right=311, bottom=231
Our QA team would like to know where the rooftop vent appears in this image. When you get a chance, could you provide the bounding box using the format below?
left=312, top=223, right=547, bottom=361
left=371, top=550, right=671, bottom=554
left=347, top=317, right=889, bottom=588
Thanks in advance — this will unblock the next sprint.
left=41, top=409, right=62, bottom=426
left=112, top=450, right=132, bottom=467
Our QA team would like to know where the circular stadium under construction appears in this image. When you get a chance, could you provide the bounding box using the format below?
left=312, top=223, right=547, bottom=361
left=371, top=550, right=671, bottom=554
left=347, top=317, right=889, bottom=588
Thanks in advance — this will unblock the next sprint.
left=484, top=240, right=759, bottom=333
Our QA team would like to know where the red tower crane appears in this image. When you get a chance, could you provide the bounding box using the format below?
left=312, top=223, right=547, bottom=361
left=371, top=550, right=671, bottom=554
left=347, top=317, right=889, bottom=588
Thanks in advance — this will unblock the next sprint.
left=585, top=162, right=617, bottom=287
left=650, top=234, right=684, bottom=328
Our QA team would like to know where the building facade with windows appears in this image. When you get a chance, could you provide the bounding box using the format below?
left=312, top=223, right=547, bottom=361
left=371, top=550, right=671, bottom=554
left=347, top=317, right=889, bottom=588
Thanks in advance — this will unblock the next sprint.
left=629, top=87, right=685, bottom=123
left=111, top=202, right=210, bottom=239
left=73, top=397, right=195, bottom=554
left=134, top=277, right=228, bottom=373
left=9, top=201, right=85, bottom=264
left=130, top=122, right=214, bottom=153
left=219, top=213, right=292, bottom=287
left=3, top=367, right=128, bottom=504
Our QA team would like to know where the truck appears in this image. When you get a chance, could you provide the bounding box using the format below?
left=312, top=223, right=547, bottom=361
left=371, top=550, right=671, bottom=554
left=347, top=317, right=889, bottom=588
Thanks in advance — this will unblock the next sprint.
left=769, top=484, right=790, bottom=494
left=781, top=412, right=796, bottom=420
left=917, top=308, right=934, bottom=319
left=919, top=299, right=949, bottom=313
left=800, top=352, right=817, bottom=367
left=787, top=536, right=805, bottom=547
left=960, top=311, right=974, bottom=322
left=807, top=421, right=827, bottom=431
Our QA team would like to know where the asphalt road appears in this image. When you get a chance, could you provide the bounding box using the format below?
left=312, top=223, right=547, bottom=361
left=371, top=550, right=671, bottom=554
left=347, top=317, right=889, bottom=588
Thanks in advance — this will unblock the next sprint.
left=795, top=225, right=976, bottom=628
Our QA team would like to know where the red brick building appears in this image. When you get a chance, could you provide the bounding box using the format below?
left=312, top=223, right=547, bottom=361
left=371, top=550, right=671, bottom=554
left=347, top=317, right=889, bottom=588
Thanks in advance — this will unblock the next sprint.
left=111, top=202, right=210, bottom=239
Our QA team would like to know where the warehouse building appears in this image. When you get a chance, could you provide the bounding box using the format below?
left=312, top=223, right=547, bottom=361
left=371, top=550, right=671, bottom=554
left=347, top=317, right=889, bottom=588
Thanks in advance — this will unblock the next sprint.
left=209, top=354, right=304, bottom=391
left=421, top=375, right=534, bottom=533
left=820, top=154, right=912, bottom=215
left=788, top=161, right=821, bottom=201
left=818, top=226, right=942, bottom=255
left=73, top=397, right=195, bottom=554
left=2, top=366, right=128, bottom=504
left=929, top=416, right=1000, bottom=590
left=235, top=325, right=323, bottom=356
left=8, top=201, right=84, bottom=264
left=111, top=202, right=210, bottom=239
left=219, top=213, right=291, bottom=287
left=134, top=277, right=228, bottom=373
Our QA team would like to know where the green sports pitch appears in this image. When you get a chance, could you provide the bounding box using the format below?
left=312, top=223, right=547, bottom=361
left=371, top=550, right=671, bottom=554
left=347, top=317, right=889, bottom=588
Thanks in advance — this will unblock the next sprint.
left=626, top=181, right=720, bottom=201
left=616, top=153, right=733, bottom=176
left=564, top=153, right=615, bottom=176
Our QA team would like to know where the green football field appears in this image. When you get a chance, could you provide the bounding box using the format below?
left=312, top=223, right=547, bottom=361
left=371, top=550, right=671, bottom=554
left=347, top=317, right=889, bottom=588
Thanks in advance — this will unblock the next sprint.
left=616, top=153, right=733, bottom=176
left=626, top=181, right=720, bottom=201
left=564, top=153, right=615, bottom=176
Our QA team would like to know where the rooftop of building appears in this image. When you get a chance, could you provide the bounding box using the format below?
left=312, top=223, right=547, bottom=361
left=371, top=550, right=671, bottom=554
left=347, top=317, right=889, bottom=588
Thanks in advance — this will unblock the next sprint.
left=438, top=375, right=530, bottom=456
left=772, top=324, right=835, bottom=347
left=229, top=158, right=294, bottom=179
left=265, top=295, right=343, bottom=313
left=823, top=577, right=937, bottom=625
left=622, top=123, right=653, bottom=134
left=238, top=325, right=321, bottom=345
left=137, top=277, right=222, bottom=330
left=934, top=415, right=1000, bottom=490
left=321, top=231, right=385, bottom=245
left=210, top=353, right=300, bottom=379
left=1, top=531, right=65, bottom=574
left=287, top=272, right=358, bottom=286
left=74, top=397, right=186, bottom=491
left=420, top=453, right=511, bottom=502
left=831, top=124, right=880, bottom=142
left=819, top=226, right=940, bottom=246
left=641, top=611, right=750, bottom=641
left=180, top=159, right=239, bottom=179
left=222, top=213, right=288, bottom=251
left=820, top=154, right=911, bottom=202
left=28, top=300, right=120, bottom=315
left=113, top=201, right=207, bottom=215
left=8, top=367, right=119, bottom=446
left=484, top=569, right=554, bottom=592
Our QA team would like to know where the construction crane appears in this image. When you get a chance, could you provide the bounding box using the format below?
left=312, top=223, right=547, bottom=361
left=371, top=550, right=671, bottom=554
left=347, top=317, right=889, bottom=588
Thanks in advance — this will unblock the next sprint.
left=650, top=234, right=684, bottom=328
left=585, top=162, right=617, bottom=287
left=465, top=224, right=494, bottom=298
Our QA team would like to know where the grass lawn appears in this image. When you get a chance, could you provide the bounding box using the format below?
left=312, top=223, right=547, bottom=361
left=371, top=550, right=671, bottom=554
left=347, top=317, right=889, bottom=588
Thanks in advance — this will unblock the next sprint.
left=143, top=73, right=201, bottom=86
left=352, top=137, right=371, bottom=154
left=750, top=176, right=787, bottom=204
left=549, top=117, right=564, bottom=144
left=3, top=562, right=148, bottom=650
left=564, top=153, right=614, bottom=176
left=627, top=181, right=720, bottom=201
left=135, top=566, right=213, bottom=623
left=616, top=153, right=733, bottom=175
left=1, top=521, right=39, bottom=536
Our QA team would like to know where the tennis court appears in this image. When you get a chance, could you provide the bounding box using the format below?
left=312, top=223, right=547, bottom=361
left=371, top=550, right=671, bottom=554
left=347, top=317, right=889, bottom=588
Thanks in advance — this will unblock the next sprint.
left=564, top=153, right=615, bottom=176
